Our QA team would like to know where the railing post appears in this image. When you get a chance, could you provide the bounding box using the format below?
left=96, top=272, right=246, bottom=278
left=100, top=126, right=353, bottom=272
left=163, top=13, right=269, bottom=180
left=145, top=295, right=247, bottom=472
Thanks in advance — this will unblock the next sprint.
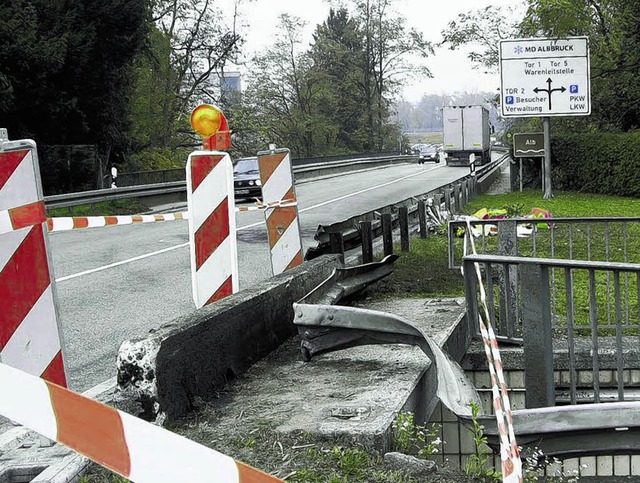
left=521, top=263, right=555, bottom=408
left=399, top=206, right=409, bottom=251
left=461, top=180, right=468, bottom=208
left=498, top=220, right=519, bottom=337
left=463, top=258, right=480, bottom=342
left=359, top=221, right=373, bottom=264
left=382, top=213, right=393, bottom=256
left=454, top=183, right=461, bottom=212
left=418, top=200, right=427, bottom=239
left=444, top=189, right=452, bottom=215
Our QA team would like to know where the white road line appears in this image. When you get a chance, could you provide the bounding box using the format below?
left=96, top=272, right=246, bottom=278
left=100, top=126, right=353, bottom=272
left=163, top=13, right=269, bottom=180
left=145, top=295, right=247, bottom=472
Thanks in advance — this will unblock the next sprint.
left=237, top=165, right=439, bottom=231
left=56, top=165, right=438, bottom=282
left=55, top=243, right=189, bottom=283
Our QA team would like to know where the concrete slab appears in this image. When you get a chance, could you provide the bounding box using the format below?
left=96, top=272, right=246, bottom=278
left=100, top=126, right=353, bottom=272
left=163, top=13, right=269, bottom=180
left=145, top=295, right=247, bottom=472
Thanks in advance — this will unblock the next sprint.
left=175, top=297, right=467, bottom=455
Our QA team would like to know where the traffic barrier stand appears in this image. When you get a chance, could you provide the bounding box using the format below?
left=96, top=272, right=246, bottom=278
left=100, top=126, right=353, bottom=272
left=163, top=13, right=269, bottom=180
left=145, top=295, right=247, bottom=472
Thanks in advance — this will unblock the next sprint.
left=0, top=137, right=67, bottom=387
left=186, top=151, right=238, bottom=308
left=186, top=104, right=239, bottom=308
left=0, top=362, right=283, bottom=482
left=47, top=212, right=189, bottom=232
left=257, top=148, right=303, bottom=275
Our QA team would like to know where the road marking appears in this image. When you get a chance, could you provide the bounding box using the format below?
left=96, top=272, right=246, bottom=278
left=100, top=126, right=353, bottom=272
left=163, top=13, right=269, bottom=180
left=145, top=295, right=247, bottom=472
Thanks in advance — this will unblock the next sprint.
left=56, top=165, right=440, bottom=282
left=55, top=243, right=189, bottom=283
left=237, top=165, right=439, bottom=231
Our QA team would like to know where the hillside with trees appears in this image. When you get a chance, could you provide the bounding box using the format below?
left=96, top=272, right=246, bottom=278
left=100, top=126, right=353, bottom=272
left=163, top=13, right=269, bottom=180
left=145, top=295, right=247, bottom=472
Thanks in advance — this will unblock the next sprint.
left=1, top=0, right=637, bottom=194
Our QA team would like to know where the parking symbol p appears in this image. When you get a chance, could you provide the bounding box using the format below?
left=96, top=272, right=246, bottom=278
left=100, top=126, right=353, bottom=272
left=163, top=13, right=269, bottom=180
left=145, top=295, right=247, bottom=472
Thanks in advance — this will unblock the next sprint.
left=570, top=85, right=579, bottom=94
left=505, top=96, right=515, bottom=105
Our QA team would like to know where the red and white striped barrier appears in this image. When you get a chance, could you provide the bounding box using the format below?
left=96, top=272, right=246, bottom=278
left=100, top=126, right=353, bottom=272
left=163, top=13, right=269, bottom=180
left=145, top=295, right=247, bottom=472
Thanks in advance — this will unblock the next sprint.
left=0, top=140, right=67, bottom=387
left=47, top=212, right=188, bottom=232
left=257, top=148, right=302, bottom=275
left=0, top=362, right=283, bottom=482
left=186, top=151, right=239, bottom=308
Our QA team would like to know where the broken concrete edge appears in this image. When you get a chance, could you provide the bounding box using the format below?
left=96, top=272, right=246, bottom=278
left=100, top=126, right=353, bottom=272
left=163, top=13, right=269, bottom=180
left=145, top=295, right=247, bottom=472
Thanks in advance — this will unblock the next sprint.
left=116, top=254, right=344, bottom=422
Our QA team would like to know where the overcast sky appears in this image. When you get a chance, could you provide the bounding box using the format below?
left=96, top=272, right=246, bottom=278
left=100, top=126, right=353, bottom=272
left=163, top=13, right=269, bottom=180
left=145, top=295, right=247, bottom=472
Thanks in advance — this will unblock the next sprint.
left=231, top=0, right=525, bottom=103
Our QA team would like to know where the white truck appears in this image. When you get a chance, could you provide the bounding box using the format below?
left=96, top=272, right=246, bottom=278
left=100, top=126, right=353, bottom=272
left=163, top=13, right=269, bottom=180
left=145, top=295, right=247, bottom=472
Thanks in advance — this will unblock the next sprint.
left=442, top=105, right=491, bottom=167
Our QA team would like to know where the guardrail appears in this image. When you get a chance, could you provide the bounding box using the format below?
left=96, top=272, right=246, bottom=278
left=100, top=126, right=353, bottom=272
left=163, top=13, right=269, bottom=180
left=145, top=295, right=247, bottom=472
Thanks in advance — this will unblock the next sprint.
left=305, top=153, right=509, bottom=260
left=116, top=151, right=402, bottom=187
left=44, top=154, right=416, bottom=210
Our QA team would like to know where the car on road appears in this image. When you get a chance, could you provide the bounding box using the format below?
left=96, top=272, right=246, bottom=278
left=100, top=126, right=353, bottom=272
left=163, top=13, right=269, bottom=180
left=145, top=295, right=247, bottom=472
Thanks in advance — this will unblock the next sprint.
left=233, top=157, right=262, bottom=199
left=418, top=145, right=439, bottom=164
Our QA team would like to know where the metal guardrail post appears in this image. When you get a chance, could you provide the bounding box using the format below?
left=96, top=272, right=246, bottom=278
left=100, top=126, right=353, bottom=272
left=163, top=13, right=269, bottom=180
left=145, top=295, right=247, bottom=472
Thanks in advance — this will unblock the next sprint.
left=453, top=184, right=461, bottom=212
left=329, top=232, right=345, bottom=257
left=418, top=200, right=427, bottom=239
left=444, top=189, right=452, bottom=214
left=461, top=180, right=468, bottom=208
left=382, top=214, right=393, bottom=256
left=399, top=206, right=409, bottom=252
left=359, top=221, right=373, bottom=263
left=520, top=263, right=555, bottom=408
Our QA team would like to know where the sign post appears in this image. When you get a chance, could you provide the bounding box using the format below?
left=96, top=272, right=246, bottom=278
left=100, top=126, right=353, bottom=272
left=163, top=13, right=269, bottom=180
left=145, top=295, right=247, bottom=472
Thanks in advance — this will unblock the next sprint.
left=500, top=37, right=590, bottom=198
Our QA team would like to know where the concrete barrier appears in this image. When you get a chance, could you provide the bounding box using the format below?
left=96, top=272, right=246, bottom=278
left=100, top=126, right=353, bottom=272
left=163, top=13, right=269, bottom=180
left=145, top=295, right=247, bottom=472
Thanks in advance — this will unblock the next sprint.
left=117, top=254, right=343, bottom=422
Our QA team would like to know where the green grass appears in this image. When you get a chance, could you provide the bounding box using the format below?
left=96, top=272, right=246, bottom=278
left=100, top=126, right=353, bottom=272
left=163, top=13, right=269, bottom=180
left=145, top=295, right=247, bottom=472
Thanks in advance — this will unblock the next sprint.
left=47, top=199, right=149, bottom=217
left=375, top=190, right=640, bottom=335
left=406, top=132, right=443, bottom=145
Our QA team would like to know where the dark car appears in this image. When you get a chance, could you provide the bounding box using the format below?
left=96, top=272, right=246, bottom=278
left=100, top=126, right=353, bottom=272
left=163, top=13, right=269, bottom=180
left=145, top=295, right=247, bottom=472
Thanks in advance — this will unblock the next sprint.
left=233, top=157, right=262, bottom=199
left=418, top=145, right=439, bottom=164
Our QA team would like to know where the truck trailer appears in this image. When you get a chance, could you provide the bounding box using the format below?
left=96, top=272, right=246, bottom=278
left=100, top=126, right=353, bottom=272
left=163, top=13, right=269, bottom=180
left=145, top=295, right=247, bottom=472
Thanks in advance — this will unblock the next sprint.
left=442, top=105, right=491, bottom=166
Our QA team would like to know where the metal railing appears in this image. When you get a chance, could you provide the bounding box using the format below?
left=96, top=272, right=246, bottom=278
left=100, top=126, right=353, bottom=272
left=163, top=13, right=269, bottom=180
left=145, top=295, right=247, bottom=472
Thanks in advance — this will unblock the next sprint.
left=44, top=154, right=416, bottom=210
left=449, top=217, right=640, bottom=269
left=463, top=253, right=640, bottom=407
left=116, top=151, right=403, bottom=187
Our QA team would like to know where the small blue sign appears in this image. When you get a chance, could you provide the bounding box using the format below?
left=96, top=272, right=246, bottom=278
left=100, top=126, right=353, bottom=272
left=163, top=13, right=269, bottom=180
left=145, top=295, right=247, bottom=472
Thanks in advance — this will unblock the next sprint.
left=570, top=85, right=579, bottom=94
left=505, top=96, right=515, bottom=105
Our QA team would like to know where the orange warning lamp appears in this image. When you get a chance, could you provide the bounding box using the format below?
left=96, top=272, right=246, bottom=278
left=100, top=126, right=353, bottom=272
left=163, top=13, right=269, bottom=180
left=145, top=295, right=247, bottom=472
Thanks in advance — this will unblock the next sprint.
left=190, top=104, right=231, bottom=151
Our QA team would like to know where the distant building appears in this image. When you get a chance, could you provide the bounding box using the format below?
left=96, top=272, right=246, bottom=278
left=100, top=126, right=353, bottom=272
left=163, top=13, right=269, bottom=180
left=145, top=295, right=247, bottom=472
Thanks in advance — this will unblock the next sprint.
left=208, top=71, right=242, bottom=106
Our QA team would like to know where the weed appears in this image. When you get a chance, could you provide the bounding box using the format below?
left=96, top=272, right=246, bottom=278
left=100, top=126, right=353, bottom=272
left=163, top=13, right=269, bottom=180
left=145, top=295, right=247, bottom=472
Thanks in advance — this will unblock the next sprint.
left=392, top=411, right=442, bottom=459
left=463, top=402, right=501, bottom=482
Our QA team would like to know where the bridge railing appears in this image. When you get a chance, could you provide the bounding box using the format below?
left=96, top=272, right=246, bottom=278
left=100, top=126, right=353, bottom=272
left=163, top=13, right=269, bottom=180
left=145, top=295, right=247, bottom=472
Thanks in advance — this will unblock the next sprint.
left=116, top=151, right=402, bottom=187
left=463, top=253, right=640, bottom=408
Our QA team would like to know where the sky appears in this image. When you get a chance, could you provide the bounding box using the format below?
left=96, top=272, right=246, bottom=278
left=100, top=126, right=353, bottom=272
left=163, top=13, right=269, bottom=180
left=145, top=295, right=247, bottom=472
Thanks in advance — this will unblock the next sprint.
left=230, top=0, right=526, bottom=103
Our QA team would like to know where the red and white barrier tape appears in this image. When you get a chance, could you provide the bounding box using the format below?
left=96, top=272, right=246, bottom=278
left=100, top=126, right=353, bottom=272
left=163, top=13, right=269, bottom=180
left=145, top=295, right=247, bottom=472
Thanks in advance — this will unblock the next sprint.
left=258, top=149, right=303, bottom=275
left=0, top=363, right=282, bottom=482
left=464, top=220, right=523, bottom=482
left=43, top=200, right=299, bottom=232
left=46, top=212, right=188, bottom=232
left=0, top=146, right=67, bottom=387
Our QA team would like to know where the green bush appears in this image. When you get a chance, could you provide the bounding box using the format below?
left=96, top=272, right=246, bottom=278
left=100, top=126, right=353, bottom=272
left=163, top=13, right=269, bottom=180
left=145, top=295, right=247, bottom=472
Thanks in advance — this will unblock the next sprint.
left=551, top=130, right=640, bottom=197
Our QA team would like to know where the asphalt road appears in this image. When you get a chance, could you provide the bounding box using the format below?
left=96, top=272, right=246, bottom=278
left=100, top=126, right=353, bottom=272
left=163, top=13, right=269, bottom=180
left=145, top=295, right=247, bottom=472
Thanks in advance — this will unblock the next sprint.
left=48, top=161, right=475, bottom=392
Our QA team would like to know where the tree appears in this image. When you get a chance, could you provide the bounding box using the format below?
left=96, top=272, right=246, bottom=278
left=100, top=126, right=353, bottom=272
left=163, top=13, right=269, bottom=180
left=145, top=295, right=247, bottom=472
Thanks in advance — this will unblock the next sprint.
left=440, top=5, right=522, bottom=73
left=351, top=0, right=433, bottom=149
left=0, top=0, right=149, bottom=188
left=241, top=15, right=331, bottom=157
left=310, top=8, right=367, bottom=152
left=128, top=0, right=245, bottom=164
left=521, top=0, right=640, bottom=131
